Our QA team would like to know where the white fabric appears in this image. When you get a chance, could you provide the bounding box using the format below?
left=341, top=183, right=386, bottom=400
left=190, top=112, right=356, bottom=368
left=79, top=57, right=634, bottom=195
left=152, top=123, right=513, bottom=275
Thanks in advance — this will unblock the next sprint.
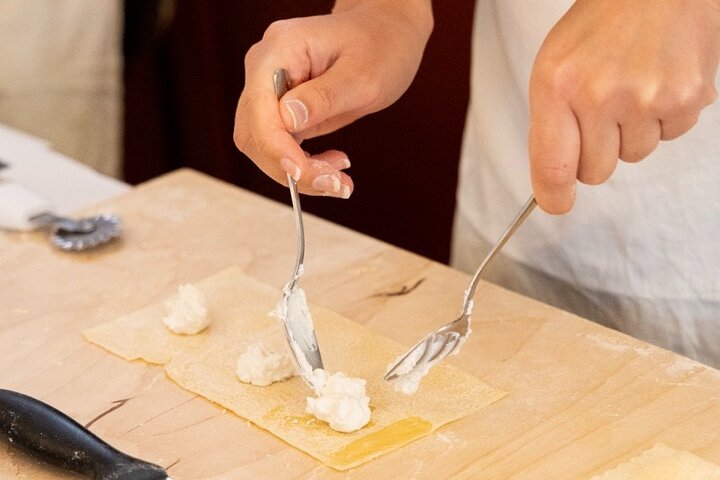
left=452, top=1, right=720, bottom=366
left=0, top=123, right=129, bottom=216
left=0, top=0, right=123, bottom=177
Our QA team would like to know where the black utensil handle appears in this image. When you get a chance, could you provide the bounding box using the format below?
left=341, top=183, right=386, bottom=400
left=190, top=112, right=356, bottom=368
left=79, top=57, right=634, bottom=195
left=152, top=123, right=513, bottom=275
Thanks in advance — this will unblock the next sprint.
left=0, top=389, right=168, bottom=480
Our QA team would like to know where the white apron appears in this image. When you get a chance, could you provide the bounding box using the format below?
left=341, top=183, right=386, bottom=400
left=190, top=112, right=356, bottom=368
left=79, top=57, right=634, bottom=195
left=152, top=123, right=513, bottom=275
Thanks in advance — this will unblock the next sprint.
left=452, top=0, right=720, bottom=366
left=0, top=0, right=122, bottom=177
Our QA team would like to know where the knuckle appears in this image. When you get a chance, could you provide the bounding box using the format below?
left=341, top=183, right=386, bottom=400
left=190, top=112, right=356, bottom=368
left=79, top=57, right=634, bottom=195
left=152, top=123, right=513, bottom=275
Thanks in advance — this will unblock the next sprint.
left=356, top=71, right=383, bottom=108
left=671, top=83, right=703, bottom=111
left=313, top=82, right=338, bottom=110
left=233, top=96, right=258, bottom=154
left=247, top=19, right=304, bottom=68
left=695, top=78, right=718, bottom=107
left=533, top=59, right=578, bottom=96
left=581, top=80, right=616, bottom=110
left=243, top=43, right=262, bottom=69
left=232, top=124, right=251, bottom=153
left=632, top=83, right=661, bottom=113
left=678, top=81, right=703, bottom=107
left=657, top=75, right=715, bottom=115
left=263, top=19, right=297, bottom=40
left=255, top=137, right=275, bottom=163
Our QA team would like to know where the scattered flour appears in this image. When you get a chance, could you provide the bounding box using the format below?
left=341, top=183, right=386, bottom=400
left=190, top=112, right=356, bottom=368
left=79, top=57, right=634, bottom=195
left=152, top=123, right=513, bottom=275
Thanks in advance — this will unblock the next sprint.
left=665, top=356, right=704, bottom=377
left=585, top=332, right=652, bottom=357
left=435, top=431, right=464, bottom=448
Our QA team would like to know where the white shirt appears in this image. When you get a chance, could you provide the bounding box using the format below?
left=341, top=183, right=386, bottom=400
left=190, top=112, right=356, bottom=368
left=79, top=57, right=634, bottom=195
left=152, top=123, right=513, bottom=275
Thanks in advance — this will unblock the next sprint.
left=452, top=0, right=720, bottom=366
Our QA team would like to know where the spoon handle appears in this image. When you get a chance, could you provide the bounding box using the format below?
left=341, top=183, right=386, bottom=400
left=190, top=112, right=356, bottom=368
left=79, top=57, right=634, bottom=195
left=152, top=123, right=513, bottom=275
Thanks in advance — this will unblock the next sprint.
left=462, top=195, right=537, bottom=310
left=273, top=68, right=306, bottom=287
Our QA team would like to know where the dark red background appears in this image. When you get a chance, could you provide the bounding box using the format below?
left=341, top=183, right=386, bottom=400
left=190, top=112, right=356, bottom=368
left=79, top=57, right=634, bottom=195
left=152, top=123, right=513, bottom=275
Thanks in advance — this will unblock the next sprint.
left=123, top=1, right=476, bottom=263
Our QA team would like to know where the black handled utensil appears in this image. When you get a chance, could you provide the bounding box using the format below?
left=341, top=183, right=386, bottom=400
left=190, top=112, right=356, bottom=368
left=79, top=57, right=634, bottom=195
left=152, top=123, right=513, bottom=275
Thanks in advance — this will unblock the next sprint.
left=0, top=389, right=171, bottom=479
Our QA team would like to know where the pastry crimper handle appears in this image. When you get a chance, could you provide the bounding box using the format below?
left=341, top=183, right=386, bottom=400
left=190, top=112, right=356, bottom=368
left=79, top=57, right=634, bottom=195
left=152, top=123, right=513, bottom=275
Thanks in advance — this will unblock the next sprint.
left=0, top=182, right=51, bottom=231
left=0, top=389, right=170, bottom=480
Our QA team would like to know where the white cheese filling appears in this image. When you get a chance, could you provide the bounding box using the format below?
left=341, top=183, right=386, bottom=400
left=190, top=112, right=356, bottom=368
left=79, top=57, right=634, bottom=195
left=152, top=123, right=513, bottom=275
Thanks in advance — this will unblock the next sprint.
left=236, top=343, right=296, bottom=386
left=387, top=301, right=473, bottom=395
left=387, top=347, right=431, bottom=395
left=271, top=283, right=371, bottom=433
left=305, top=369, right=371, bottom=433
left=163, top=284, right=209, bottom=334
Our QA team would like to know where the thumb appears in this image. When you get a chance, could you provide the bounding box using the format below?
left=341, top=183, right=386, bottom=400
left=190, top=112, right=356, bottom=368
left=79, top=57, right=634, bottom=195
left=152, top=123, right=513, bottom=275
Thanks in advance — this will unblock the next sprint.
left=278, top=61, right=364, bottom=134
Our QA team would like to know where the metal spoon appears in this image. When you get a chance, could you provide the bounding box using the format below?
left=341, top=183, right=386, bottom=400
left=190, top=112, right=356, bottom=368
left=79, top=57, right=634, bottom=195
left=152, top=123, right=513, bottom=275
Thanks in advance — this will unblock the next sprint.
left=273, top=68, right=324, bottom=386
left=385, top=195, right=537, bottom=383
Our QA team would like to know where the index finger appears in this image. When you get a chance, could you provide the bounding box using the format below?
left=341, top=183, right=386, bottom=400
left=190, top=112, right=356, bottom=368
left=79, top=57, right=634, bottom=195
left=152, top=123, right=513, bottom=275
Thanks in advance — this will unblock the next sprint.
left=529, top=91, right=581, bottom=214
left=234, top=83, right=309, bottom=187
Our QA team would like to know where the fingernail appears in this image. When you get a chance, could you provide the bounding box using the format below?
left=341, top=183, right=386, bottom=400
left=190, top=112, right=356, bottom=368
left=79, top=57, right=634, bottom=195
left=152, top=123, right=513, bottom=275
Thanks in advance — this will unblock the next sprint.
left=284, top=99, right=308, bottom=130
left=332, top=157, right=351, bottom=170
left=312, top=174, right=341, bottom=193
left=280, top=158, right=301, bottom=182
left=340, top=184, right=351, bottom=199
left=322, top=184, right=352, bottom=199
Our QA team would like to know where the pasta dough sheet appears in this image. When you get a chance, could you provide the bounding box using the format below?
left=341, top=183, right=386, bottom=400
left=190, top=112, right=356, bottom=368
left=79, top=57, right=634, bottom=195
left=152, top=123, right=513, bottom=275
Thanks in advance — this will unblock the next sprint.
left=590, top=444, right=720, bottom=480
left=84, top=267, right=506, bottom=471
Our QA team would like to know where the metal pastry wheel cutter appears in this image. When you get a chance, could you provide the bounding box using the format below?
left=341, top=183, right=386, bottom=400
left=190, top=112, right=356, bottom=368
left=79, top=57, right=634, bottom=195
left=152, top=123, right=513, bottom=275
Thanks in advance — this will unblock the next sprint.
left=0, top=180, right=121, bottom=251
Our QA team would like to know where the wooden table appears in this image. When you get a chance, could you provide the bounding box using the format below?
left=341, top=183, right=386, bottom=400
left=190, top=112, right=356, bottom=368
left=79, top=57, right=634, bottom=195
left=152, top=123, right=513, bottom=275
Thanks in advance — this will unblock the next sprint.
left=1, top=169, right=719, bottom=479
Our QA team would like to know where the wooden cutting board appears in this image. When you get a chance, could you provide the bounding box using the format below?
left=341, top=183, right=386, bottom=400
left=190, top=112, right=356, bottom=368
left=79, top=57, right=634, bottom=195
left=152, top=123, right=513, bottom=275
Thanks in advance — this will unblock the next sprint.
left=1, top=169, right=719, bottom=479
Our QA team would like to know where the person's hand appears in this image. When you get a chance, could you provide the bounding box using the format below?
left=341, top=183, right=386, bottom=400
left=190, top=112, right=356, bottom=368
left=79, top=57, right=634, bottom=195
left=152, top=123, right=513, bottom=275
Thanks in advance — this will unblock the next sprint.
left=529, top=0, right=720, bottom=213
left=233, top=0, right=433, bottom=198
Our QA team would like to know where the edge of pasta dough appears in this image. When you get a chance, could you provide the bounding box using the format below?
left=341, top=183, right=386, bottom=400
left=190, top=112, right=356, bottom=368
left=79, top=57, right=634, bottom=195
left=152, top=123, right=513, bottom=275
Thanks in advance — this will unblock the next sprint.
left=84, top=266, right=506, bottom=470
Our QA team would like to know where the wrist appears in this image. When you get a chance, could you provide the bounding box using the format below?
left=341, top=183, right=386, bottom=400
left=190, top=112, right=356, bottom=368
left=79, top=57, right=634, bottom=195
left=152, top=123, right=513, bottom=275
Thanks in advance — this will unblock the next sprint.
left=332, top=0, right=434, bottom=38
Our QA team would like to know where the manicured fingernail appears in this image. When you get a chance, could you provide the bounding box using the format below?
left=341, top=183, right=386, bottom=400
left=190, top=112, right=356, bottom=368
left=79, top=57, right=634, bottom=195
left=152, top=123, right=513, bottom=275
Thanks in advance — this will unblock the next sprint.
left=312, top=174, right=341, bottom=193
left=280, top=158, right=301, bottom=182
left=322, top=184, right=352, bottom=199
left=340, top=184, right=351, bottom=199
left=284, top=99, right=308, bottom=130
left=332, top=157, right=351, bottom=170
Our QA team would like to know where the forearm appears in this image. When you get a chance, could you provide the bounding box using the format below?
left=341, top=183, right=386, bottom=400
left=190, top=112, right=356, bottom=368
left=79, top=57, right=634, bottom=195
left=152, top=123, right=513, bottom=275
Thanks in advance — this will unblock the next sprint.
left=333, top=0, right=434, bottom=39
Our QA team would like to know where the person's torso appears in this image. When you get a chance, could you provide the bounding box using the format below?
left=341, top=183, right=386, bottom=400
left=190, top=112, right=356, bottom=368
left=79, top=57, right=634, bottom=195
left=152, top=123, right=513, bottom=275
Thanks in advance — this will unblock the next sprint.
left=456, top=0, right=720, bottom=302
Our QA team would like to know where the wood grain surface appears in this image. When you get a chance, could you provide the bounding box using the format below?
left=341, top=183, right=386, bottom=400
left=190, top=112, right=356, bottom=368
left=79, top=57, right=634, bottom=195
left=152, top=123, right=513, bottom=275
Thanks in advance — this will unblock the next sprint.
left=1, top=169, right=719, bottom=479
